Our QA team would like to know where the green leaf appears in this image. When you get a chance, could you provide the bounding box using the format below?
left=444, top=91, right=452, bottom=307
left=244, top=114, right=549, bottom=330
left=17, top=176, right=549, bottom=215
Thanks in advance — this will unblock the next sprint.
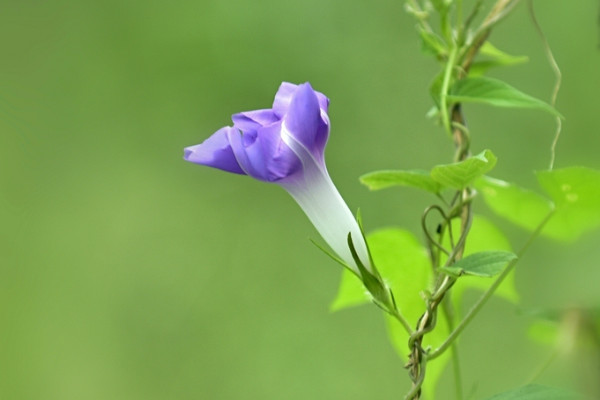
left=431, top=149, right=497, bottom=189
left=419, top=28, right=447, bottom=58
left=360, top=169, right=442, bottom=193
left=528, top=319, right=560, bottom=346
left=442, top=215, right=519, bottom=312
left=447, top=77, right=562, bottom=118
left=474, top=175, right=554, bottom=232
left=330, top=228, right=430, bottom=312
left=429, top=71, right=445, bottom=108
left=441, top=250, right=517, bottom=277
left=479, top=41, right=528, bottom=63
left=470, top=42, right=528, bottom=77
left=537, top=166, right=600, bottom=241
left=483, top=384, right=582, bottom=400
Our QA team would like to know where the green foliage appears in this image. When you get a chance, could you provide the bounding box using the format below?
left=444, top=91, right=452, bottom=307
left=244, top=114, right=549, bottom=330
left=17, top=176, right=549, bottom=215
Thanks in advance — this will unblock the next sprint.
left=477, top=167, right=600, bottom=241
left=444, top=216, right=519, bottom=312
left=331, top=228, right=448, bottom=399
left=483, top=384, right=582, bottom=400
left=419, top=28, right=447, bottom=58
left=431, top=149, right=497, bottom=189
left=447, top=77, right=562, bottom=118
left=469, top=42, right=529, bottom=77
left=361, top=150, right=497, bottom=195
left=429, top=71, right=445, bottom=108
left=331, top=228, right=430, bottom=312
left=441, top=250, right=517, bottom=277
left=332, top=215, right=520, bottom=399
left=475, top=176, right=554, bottom=232
left=537, top=166, right=600, bottom=241
left=360, top=169, right=441, bottom=193
left=528, top=318, right=560, bottom=346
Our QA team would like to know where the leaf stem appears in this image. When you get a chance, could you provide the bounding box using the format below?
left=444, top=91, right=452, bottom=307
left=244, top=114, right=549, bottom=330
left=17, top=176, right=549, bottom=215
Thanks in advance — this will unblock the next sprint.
left=428, top=209, right=556, bottom=360
left=442, top=298, right=464, bottom=400
left=441, top=46, right=458, bottom=137
left=392, top=308, right=415, bottom=336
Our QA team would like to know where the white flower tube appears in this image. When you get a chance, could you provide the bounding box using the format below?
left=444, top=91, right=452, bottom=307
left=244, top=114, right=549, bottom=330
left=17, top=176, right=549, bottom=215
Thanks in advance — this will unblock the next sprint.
left=279, top=123, right=372, bottom=275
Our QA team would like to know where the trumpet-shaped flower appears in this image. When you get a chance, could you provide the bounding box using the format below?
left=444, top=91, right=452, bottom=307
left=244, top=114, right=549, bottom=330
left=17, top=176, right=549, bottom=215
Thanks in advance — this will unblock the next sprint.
left=184, top=82, right=372, bottom=275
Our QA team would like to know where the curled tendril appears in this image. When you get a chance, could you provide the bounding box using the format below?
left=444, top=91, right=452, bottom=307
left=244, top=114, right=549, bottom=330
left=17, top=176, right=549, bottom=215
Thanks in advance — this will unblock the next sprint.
left=421, top=205, right=452, bottom=257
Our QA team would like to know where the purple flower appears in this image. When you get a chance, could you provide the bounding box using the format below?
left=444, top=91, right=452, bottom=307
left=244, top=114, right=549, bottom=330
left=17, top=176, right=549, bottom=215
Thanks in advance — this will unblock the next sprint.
left=184, top=82, right=371, bottom=275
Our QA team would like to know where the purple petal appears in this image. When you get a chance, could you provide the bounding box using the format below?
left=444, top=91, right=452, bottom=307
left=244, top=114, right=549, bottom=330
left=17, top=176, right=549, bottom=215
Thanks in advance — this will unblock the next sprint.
left=283, top=83, right=330, bottom=158
left=315, top=91, right=330, bottom=114
left=228, top=122, right=302, bottom=182
left=273, top=82, right=329, bottom=118
left=256, top=122, right=303, bottom=182
left=184, top=126, right=245, bottom=175
left=227, top=127, right=265, bottom=179
left=231, top=109, right=279, bottom=132
left=272, top=82, right=298, bottom=118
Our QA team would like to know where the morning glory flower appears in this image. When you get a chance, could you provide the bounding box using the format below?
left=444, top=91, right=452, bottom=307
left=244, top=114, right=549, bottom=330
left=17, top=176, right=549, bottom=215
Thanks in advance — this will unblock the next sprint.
left=184, top=82, right=372, bottom=276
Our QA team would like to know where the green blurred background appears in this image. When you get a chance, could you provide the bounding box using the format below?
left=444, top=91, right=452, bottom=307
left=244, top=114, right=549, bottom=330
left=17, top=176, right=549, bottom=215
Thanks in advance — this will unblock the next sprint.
left=1, top=1, right=599, bottom=399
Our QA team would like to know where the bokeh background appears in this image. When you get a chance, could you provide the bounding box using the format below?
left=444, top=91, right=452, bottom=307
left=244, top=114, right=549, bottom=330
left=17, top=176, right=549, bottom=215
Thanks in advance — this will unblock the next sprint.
left=1, top=1, right=599, bottom=399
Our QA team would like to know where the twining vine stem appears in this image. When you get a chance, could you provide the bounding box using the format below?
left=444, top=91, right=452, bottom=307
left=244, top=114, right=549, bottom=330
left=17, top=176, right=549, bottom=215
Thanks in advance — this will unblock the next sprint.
left=428, top=209, right=556, bottom=361
left=403, top=2, right=525, bottom=398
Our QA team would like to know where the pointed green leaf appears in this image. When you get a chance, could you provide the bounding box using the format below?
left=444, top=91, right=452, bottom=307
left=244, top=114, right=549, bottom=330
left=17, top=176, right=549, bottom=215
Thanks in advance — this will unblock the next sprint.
left=470, top=59, right=528, bottom=77
left=310, top=238, right=355, bottom=272
left=470, top=42, right=528, bottom=77
left=447, top=77, right=562, bottom=118
left=483, top=384, right=582, bottom=400
left=360, top=169, right=442, bottom=193
left=431, top=149, right=497, bottom=189
left=441, top=215, right=519, bottom=312
left=537, top=166, right=600, bottom=241
left=479, top=41, right=528, bottom=63
left=429, top=71, right=445, bottom=108
left=475, top=175, right=554, bottom=232
left=441, top=250, right=517, bottom=277
left=419, top=28, right=447, bottom=58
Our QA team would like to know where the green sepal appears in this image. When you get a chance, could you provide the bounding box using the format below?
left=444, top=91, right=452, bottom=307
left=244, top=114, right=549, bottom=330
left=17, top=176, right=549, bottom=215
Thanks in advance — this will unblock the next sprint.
left=309, top=238, right=359, bottom=278
left=347, top=233, right=392, bottom=310
left=354, top=209, right=377, bottom=275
